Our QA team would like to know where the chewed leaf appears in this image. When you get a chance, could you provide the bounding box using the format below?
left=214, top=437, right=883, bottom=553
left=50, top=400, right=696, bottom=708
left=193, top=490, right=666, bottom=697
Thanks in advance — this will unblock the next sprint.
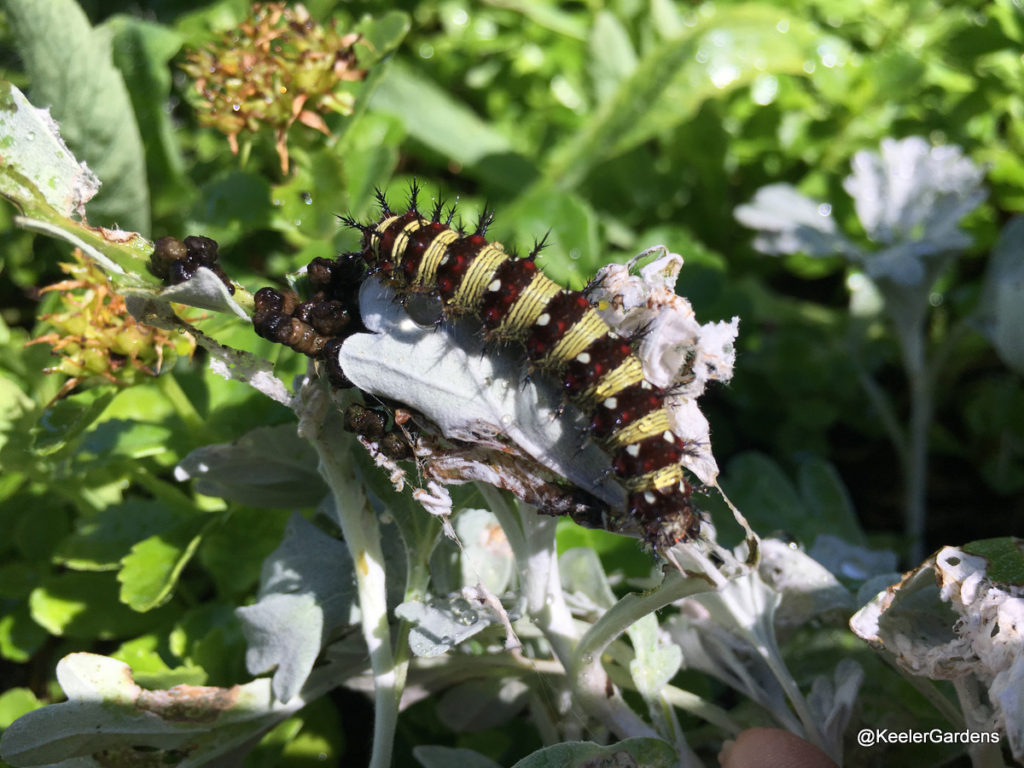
left=0, top=653, right=306, bottom=767
left=132, top=267, right=249, bottom=320
left=0, top=81, right=99, bottom=219
left=850, top=540, right=1024, bottom=761
left=340, top=277, right=626, bottom=510
left=587, top=249, right=738, bottom=484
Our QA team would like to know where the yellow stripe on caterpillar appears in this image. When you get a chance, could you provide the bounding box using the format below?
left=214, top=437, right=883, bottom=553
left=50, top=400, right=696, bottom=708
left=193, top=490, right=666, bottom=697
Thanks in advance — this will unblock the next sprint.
left=417, top=228, right=460, bottom=286
left=624, top=463, right=685, bottom=492
left=499, top=274, right=562, bottom=336
left=542, top=309, right=608, bottom=369
left=390, top=219, right=425, bottom=269
left=586, top=355, right=645, bottom=403
left=453, top=244, right=509, bottom=309
left=604, top=409, right=673, bottom=449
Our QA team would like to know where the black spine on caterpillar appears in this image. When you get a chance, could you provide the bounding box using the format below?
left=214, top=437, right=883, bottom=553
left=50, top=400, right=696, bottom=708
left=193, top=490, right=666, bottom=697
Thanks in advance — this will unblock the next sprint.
left=348, top=194, right=701, bottom=550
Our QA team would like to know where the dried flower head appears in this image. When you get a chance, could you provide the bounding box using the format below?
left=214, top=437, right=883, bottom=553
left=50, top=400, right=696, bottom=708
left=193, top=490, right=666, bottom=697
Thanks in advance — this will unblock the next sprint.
left=28, top=250, right=196, bottom=398
left=181, top=2, right=367, bottom=173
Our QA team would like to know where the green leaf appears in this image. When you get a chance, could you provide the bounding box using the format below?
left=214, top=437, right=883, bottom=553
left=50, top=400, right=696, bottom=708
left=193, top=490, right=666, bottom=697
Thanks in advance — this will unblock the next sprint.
left=962, top=538, right=1024, bottom=586
left=112, top=634, right=207, bottom=689
left=368, top=61, right=518, bottom=171
left=4, top=0, right=150, bottom=232
left=546, top=6, right=844, bottom=187
left=588, top=12, right=638, bottom=102
left=269, top=148, right=353, bottom=243
left=0, top=561, right=40, bottom=599
left=0, top=84, right=155, bottom=285
left=106, top=15, right=190, bottom=218
left=0, top=607, right=48, bottom=663
left=720, top=451, right=805, bottom=537
left=55, top=499, right=181, bottom=571
left=0, top=687, right=42, bottom=730
left=414, top=746, right=504, bottom=768
left=509, top=738, right=678, bottom=768
left=627, top=613, right=682, bottom=700
left=797, top=456, right=865, bottom=545
left=29, top=572, right=173, bottom=639
left=31, top=388, right=116, bottom=457
left=118, top=515, right=210, bottom=611
left=497, top=184, right=600, bottom=288
left=356, top=10, right=411, bottom=61
left=74, top=418, right=175, bottom=471
left=198, top=506, right=290, bottom=597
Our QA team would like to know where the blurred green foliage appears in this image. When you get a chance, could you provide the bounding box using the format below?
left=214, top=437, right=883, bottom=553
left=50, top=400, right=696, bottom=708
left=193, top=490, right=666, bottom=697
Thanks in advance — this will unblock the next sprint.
left=1, top=0, right=1022, bottom=765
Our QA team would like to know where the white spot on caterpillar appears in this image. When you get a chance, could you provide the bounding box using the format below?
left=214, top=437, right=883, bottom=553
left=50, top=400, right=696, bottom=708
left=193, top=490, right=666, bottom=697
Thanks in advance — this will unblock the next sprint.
left=487, top=278, right=502, bottom=292
left=626, top=444, right=641, bottom=457
left=663, top=430, right=675, bottom=443
left=576, top=352, right=591, bottom=364
left=536, top=313, right=551, bottom=327
left=641, top=380, right=653, bottom=390
left=603, top=397, right=617, bottom=409
left=644, top=491, right=657, bottom=504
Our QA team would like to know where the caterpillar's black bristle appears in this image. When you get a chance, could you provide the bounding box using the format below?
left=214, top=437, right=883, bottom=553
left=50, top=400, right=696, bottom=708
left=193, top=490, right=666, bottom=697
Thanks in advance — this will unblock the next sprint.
left=476, top=206, right=496, bottom=237
left=528, top=231, right=551, bottom=261
left=408, top=179, right=421, bottom=212
left=339, top=214, right=372, bottom=234
left=374, top=188, right=391, bottom=215
left=430, top=197, right=446, bottom=224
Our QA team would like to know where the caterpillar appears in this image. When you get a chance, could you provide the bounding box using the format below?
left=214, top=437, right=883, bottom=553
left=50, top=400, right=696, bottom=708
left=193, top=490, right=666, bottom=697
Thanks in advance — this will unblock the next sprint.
left=339, top=187, right=702, bottom=551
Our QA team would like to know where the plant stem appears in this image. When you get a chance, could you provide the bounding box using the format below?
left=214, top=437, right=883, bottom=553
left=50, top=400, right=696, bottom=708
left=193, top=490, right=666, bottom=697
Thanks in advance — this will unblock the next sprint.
left=895, top=320, right=931, bottom=564
left=312, top=410, right=397, bottom=768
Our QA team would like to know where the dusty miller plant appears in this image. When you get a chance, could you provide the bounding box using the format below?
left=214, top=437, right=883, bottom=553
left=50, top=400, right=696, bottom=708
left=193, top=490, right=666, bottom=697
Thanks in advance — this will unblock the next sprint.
left=1, top=82, right=1021, bottom=768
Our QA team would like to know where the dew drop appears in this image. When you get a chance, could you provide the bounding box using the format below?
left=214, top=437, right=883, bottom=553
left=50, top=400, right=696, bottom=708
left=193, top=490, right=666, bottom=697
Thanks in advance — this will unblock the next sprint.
left=817, top=203, right=832, bottom=217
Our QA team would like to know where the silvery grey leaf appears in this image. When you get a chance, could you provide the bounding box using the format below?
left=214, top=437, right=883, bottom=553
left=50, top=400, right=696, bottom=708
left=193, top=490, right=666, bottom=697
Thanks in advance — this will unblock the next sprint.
left=174, top=425, right=326, bottom=508
left=976, top=217, right=1024, bottom=375
left=237, top=513, right=357, bottom=702
left=734, top=183, right=856, bottom=258
left=435, top=678, right=530, bottom=732
left=414, top=746, right=504, bottom=768
left=808, top=534, right=898, bottom=582
left=843, top=136, right=985, bottom=252
left=395, top=594, right=495, bottom=657
left=339, top=277, right=625, bottom=510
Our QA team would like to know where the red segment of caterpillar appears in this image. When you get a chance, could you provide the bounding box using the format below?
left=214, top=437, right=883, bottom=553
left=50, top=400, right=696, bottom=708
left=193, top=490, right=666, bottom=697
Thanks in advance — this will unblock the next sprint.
left=348, top=193, right=701, bottom=551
